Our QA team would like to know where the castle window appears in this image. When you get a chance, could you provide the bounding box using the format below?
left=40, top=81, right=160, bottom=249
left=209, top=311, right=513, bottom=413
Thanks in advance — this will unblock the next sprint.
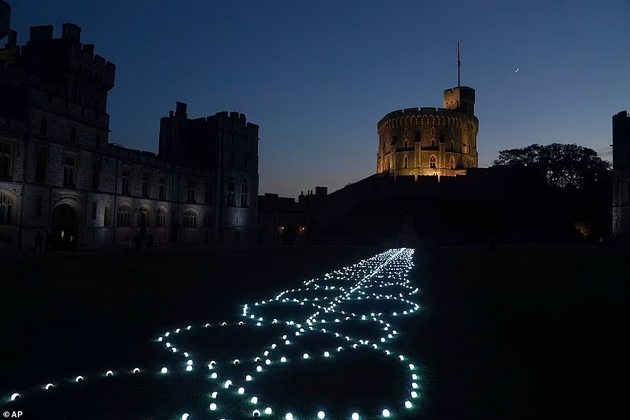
left=0, top=192, right=13, bottom=225
left=391, top=136, right=397, bottom=145
left=204, top=183, right=212, bottom=204
left=415, top=131, right=421, bottom=142
left=104, top=205, right=110, bottom=226
left=91, top=201, right=97, bottom=220
left=187, top=181, right=196, bottom=202
left=431, top=139, right=435, bottom=148
left=92, top=158, right=102, bottom=190
left=183, top=210, right=197, bottom=228
left=63, top=154, right=77, bottom=187
left=142, top=173, right=150, bottom=197
left=0, top=140, right=13, bottom=178
left=70, top=128, right=76, bottom=143
left=40, top=118, right=48, bottom=136
left=122, top=169, right=131, bottom=195
left=431, top=127, right=435, bottom=136
left=450, top=157, right=455, bottom=170
left=159, top=177, right=166, bottom=200
left=430, top=156, right=437, bottom=169
left=137, top=208, right=148, bottom=228
left=227, top=177, right=236, bottom=207
left=155, top=208, right=166, bottom=228
left=463, top=143, right=469, bottom=153
left=404, top=140, right=408, bottom=148
left=403, top=156, right=408, bottom=169
left=241, top=178, right=249, bottom=208
left=450, top=140, right=454, bottom=150
left=116, top=204, right=131, bottom=227
left=231, top=134, right=235, bottom=146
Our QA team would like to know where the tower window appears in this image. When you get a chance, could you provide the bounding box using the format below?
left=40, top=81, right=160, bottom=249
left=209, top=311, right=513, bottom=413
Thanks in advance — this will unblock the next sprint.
left=183, top=210, right=197, bottom=228
left=122, top=169, right=131, bottom=194
left=159, top=177, right=166, bottom=200
left=227, top=177, right=235, bottom=207
left=241, top=178, right=249, bottom=208
left=92, top=159, right=102, bottom=190
left=0, top=140, right=14, bottom=178
left=450, top=157, right=455, bottom=170
left=205, top=183, right=212, bottom=204
left=404, top=140, right=408, bottom=148
left=187, top=181, right=196, bottom=202
left=430, top=156, right=437, bottom=169
left=142, top=173, right=150, bottom=197
left=63, top=155, right=77, bottom=186
left=403, top=156, right=408, bottom=169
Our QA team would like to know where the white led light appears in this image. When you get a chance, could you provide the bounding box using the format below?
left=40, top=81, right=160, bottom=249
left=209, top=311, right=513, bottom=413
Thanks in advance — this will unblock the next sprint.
left=8, top=249, right=420, bottom=420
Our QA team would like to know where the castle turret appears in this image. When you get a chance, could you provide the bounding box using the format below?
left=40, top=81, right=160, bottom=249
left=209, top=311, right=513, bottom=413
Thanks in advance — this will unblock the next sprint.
left=443, top=86, right=475, bottom=118
left=612, top=110, right=630, bottom=237
left=0, top=0, right=11, bottom=40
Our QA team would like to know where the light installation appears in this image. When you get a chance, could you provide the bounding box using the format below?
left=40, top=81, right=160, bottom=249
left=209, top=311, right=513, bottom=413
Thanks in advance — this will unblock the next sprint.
left=2, top=248, right=421, bottom=419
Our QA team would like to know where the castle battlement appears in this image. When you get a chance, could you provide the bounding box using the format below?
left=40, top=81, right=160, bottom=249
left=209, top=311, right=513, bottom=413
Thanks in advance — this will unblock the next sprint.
left=377, top=107, right=467, bottom=129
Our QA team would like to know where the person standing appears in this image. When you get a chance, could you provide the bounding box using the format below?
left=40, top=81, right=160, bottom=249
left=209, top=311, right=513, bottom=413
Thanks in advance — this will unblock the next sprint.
left=146, top=232, right=154, bottom=253
left=44, top=231, right=52, bottom=254
left=34, top=231, right=44, bottom=254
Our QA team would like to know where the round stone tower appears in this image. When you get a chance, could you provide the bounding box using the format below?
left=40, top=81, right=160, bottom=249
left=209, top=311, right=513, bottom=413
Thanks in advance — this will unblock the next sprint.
left=376, top=86, right=479, bottom=178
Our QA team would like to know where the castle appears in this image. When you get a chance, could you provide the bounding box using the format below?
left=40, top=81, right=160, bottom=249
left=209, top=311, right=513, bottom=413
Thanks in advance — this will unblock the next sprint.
left=0, top=1, right=259, bottom=250
left=612, top=110, right=630, bottom=238
left=377, top=86, right=479, bottom=178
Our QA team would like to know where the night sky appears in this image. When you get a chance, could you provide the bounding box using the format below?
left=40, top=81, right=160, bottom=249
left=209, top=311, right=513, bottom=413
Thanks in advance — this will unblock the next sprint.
left=8, top=0, right=630, bottom=198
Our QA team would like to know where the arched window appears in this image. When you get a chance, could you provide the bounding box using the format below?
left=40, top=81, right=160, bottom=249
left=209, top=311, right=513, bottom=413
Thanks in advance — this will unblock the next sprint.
left=137, top=206, right=149, bottom=228
left=430, top=156, right=437, bottom=169
left=227, top=177, right=235, bottom=207
left=183, top=210, right=197, bottom=228
left=241, top=178, right=249, bottom=207
left=403, top=156, right=408, bottom=169
left=116, top=204, right=131, bottom=227
left=155, top=208, right=166, bottom=228
left=450, top=157, right=455, bottom=170
left=404, top=139, right=408, bottom=148
left=0, top=192, right=13, bottom=225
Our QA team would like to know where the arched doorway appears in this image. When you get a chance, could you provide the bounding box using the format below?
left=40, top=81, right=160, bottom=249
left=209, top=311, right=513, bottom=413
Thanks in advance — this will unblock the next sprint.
left=51, top=203, right=80, bottom=251
left=281, top=224, right=297, bottom=245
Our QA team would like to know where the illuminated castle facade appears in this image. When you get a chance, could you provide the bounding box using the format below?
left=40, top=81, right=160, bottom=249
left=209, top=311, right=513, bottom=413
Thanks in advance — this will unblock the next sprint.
left=0, top=1, right=259, bottom=250
left=376, top=86, right=479, bottom=178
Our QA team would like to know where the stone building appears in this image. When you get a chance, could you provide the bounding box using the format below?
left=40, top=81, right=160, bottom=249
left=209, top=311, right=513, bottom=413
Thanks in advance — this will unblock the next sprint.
left=612, top=110, right=630, bottom=238
left=0, top=4, right=258, bottom=250
left=257, top=193, right=308, bottom=245
left=376, top=86, right=479, bottom=178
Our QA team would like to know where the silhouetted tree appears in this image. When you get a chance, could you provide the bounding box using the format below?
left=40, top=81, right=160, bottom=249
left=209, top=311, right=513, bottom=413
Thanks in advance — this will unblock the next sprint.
left=492, top=143, right=611, bottom=188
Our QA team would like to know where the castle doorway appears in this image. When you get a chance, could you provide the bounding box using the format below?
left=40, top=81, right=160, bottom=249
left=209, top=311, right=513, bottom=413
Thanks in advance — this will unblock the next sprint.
left=51, top=203, right=79, bottom=251
left=281, top=224, right=297, bottom=245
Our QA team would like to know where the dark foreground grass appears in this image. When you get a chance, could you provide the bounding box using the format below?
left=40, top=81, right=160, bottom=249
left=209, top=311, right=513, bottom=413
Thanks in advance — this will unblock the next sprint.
left=406, top=245, right=630, bottom=420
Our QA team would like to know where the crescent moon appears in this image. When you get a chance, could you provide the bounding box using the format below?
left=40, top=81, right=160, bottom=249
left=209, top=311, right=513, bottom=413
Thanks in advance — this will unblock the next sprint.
left=515, top=68, right=519, bottom=73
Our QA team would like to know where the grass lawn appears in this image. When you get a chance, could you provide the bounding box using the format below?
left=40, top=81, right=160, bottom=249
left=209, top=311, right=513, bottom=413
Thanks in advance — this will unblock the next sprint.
left=0, top=244, right=628, bottom=420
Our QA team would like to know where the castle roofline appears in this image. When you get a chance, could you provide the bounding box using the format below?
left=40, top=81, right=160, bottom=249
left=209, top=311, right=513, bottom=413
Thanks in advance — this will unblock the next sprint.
left=377, top=107, right=471, bottom=129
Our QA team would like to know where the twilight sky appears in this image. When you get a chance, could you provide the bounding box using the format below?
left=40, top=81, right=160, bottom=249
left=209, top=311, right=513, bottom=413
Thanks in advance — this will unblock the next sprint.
left=8, top=0, right=630, bottom=198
